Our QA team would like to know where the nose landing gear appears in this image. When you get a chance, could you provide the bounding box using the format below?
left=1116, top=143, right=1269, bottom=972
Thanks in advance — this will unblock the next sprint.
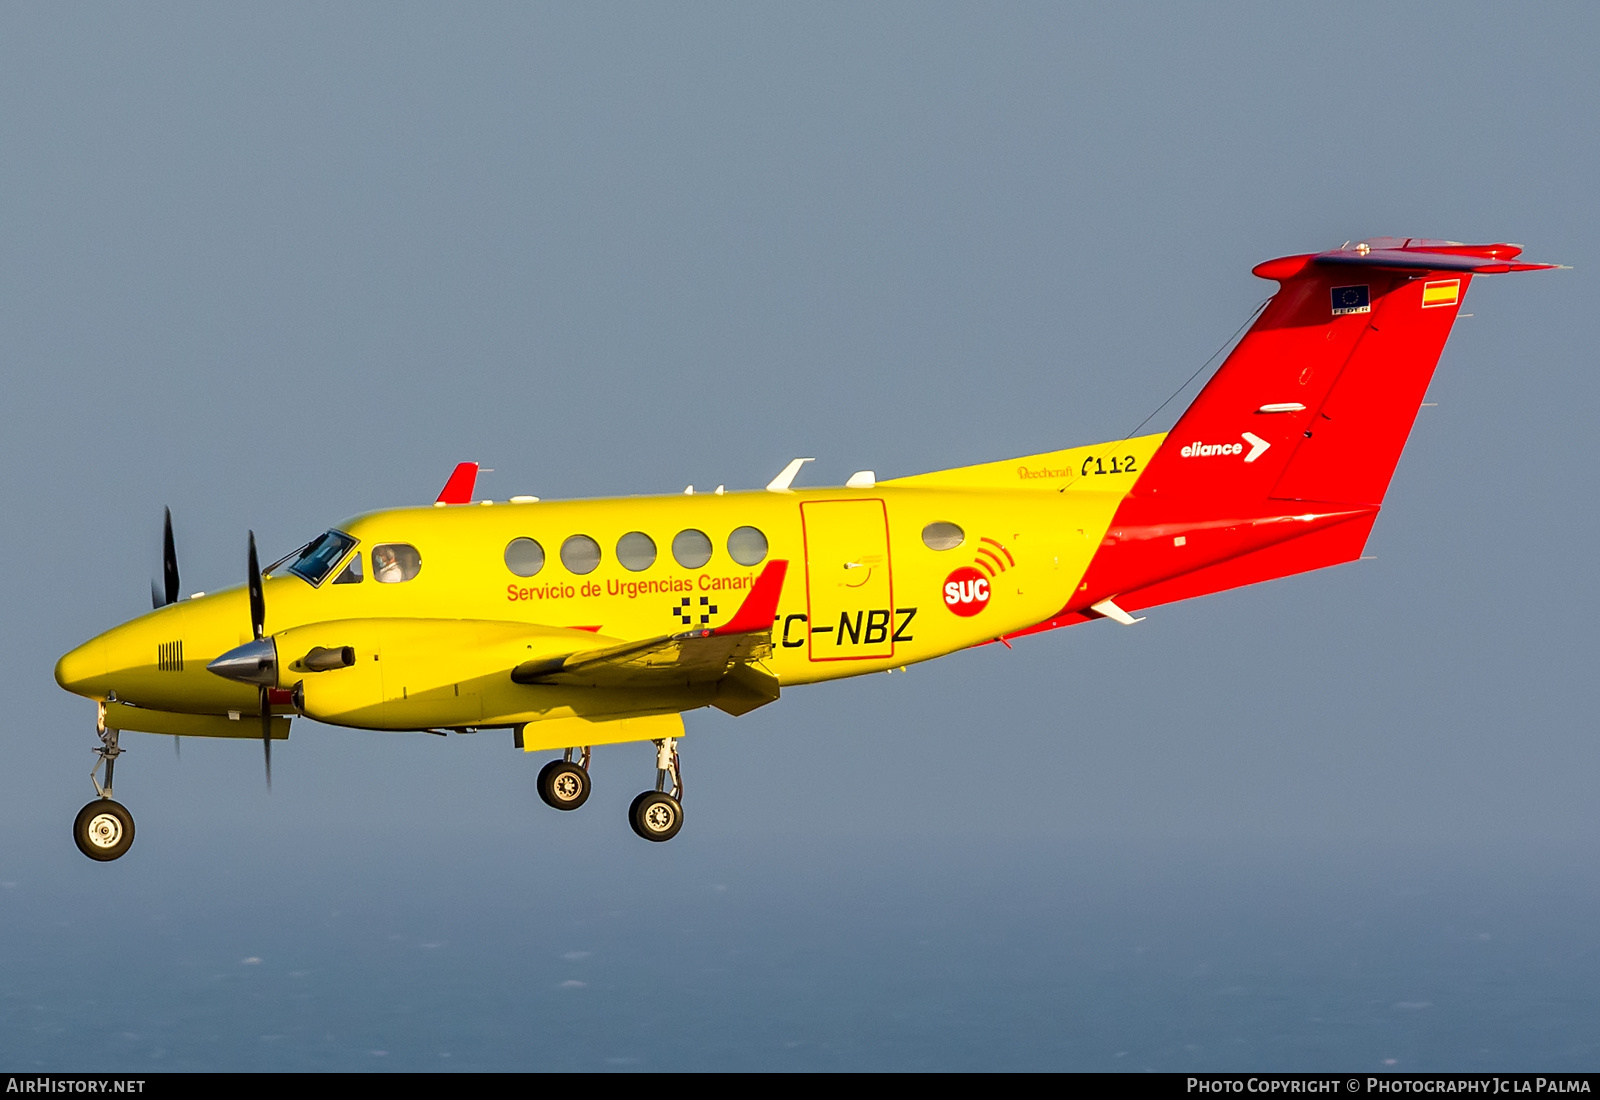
left=75, top=704, right=135, bottom=861
left=74, top=799, right=134, bottom=862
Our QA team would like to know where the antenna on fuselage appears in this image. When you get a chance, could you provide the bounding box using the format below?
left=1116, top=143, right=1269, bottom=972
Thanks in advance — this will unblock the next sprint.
left=766, top=458, right=814, bottom=493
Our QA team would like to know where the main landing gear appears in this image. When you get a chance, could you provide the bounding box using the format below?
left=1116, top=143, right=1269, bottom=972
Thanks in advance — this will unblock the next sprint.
left=74, top=704, right=135, bottom=862
left=628, top=738, right=683, bottom=843
left=537, top=747, right=592, bottom=811
left=534, top=737, right=685, bottom=843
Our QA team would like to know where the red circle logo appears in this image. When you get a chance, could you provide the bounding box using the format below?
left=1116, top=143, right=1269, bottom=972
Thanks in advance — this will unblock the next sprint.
left=942, top=566, right=990, bottom=617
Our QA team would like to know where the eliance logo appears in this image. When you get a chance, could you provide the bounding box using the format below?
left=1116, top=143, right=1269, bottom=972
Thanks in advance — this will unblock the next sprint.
left=1180, top=441, right=1243, bottom=457
left=1180, top=432, right=1271, bottom=463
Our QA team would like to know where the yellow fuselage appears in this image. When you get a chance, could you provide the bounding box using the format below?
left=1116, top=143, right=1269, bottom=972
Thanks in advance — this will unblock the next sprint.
left=56, top=436, right=1164, bottom=739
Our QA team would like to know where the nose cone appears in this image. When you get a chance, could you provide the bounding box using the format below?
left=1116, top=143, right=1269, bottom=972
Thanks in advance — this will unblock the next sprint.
left=55, top=637, right=110, bottom=697
left=207, top=638, right=278, bottom=685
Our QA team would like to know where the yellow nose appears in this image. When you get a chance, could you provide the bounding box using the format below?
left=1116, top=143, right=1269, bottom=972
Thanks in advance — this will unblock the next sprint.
left=55, top=636, right=111, bottom=698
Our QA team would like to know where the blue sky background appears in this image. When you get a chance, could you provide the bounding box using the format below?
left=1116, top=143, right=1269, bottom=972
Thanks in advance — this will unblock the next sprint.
left=1, top=4, right=1596, bottom=1071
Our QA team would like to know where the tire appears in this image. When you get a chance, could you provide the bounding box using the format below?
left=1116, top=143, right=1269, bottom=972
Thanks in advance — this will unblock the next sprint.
left=73, top=799, right=135, bottom=862
left=537, top=760, right=591, bottom=811
left=628, top=791, right=683, bottom=843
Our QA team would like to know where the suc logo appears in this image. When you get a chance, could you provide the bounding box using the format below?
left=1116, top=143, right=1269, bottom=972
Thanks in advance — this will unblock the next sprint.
left=942, top=566, right=990, bottom=617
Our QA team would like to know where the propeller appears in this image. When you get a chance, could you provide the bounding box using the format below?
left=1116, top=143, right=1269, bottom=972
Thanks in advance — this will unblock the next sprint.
left=151, top=508, right=181, bottom=608
left=204, top=532, right=288, bottom=793
left=248, top=531, right=266, bottom=642
left=248, top=531, right=272, bottom=792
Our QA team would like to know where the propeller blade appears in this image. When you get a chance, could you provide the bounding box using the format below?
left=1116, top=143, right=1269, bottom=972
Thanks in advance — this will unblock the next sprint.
left=260, top=685, right=272, bottom=794
left=162, top=507, right=180, bottom=606
left=151, top=579, right=164, bottom=610
left=247, top=531, right=265, bottom=641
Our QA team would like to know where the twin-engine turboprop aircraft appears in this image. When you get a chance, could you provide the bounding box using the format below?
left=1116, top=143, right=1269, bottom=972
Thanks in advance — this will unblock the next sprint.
left=55, top=238, right=1557, bottom=860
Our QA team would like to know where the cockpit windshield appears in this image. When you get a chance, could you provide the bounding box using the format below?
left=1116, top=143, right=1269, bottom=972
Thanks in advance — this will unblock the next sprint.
left=287, top=530, right=359, bottom=587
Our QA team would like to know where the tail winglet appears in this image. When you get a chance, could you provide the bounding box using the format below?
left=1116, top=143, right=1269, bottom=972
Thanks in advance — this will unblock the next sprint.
left=713, top=560, right=789, bottom=636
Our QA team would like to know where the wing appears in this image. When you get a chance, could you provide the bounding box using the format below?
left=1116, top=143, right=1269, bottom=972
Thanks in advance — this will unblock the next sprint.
left=510, top=560, right=788, bottom=715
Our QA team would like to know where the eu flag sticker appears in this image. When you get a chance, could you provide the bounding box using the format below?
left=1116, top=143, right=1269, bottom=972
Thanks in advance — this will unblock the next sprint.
left=1330, top=285, right=1371, bottom=316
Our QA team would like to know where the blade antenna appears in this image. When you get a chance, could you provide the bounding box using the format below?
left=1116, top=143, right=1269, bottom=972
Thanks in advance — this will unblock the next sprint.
left=1124, top=298, right=1269, bottom=439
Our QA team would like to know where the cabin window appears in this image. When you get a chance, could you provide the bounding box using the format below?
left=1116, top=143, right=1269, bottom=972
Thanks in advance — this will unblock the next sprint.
left=672, top=528, right=712, bottom=569
left=373, top=543, right=422, bottom=584
left=922, top=522, right=964, bottom=551
left=561, top=534, right=602, bottom=575
left=727, top=526, right=768, bottom=566
left=288, top=530, right=359, bottom=586
left=332, top=553, right=364, bottom=584
left=504, top=537, right=545, bottom=577
left=616, top=531, right=657, bottom=572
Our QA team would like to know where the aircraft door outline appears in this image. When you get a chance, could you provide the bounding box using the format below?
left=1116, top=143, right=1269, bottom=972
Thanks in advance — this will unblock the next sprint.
left=800, top=499, right=895, bottom=662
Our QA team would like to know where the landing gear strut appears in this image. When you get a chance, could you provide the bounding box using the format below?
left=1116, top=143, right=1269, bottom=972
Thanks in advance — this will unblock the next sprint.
left=537, top=746, right=591, bottom=810
left=628, top=737, right=683, bottom=843
left=75, top=703, right=135, bottom=861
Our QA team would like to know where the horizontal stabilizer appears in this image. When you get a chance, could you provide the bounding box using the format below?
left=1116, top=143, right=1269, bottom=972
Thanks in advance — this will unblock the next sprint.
left=1254, top=239, right=1560, bottom=280
left=1105, top=510, right=1377, bottom=616
left=1005, top=508, right=1378, bottom=642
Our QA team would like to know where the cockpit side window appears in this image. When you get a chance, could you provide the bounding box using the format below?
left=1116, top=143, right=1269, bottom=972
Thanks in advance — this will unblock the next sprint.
left=288, top=530, right=359, bottom=587
left=373, top=543, right=422, bottom=583
left=332, top=552, right=364, bottom=584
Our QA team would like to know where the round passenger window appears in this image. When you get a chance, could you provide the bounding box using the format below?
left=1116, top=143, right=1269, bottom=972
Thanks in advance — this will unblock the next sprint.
left=922, top=522, right=965, bottom=551
left=560, top=534, right=602, bottom=575
left=504, top=538, right=545, bottom=577
left=616, top=531, right=657, bottom=572
left=672, top=528, right=712, bottom=569
left=372, top=543, right=423, bottom=583
left=726, top=526, right=768, bottom=567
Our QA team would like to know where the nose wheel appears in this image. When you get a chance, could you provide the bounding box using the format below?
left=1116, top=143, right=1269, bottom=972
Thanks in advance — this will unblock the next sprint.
left=628, top=737, right=684, bottom=842
left=537, top=746, right=592, bottom=811
left=75, top=705, right=135, bottom=861
left=74, top=799, right=135, bottom=861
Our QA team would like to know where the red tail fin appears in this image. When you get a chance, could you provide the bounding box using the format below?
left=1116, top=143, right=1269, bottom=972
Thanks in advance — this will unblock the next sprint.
left=1136, top=239, right=1552, bottom=508
left=1037, top=239, right=1557, bottom=629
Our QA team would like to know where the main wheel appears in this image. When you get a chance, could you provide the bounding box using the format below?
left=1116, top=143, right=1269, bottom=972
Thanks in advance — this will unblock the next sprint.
left=537, top=760, right=591, bottom=811
left=628, top=791, right=683, bottom=842
left=73, top=799, right=135, bottom=862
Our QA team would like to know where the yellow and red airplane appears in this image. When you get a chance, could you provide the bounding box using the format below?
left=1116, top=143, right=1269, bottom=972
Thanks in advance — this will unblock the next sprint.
left=54, top=238, right=1556, bottom=860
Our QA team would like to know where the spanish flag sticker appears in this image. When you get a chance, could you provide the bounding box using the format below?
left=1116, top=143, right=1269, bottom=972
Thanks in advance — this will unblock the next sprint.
left=1421, top=279, right=1461, bottom=309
